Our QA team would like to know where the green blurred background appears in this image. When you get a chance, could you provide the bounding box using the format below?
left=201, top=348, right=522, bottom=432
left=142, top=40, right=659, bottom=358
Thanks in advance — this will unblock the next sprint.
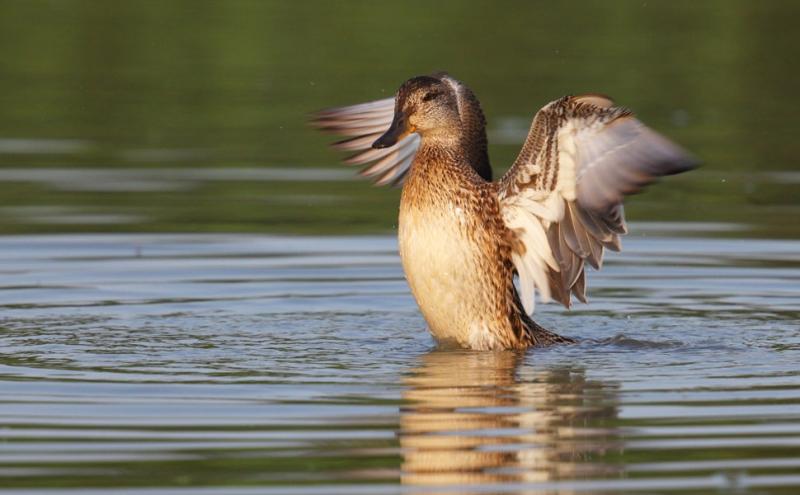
left=0, top=0, right=797, bottom=236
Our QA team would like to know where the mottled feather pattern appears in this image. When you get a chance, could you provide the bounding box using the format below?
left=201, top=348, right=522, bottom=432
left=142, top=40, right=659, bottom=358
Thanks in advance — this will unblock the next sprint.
left=313, top=75, right=695, bottom=349
left=444, top=78, right=492, bottom=181
left=400, top=144, right=565, bottom=349
left=499, top=95, right=696, bottom=315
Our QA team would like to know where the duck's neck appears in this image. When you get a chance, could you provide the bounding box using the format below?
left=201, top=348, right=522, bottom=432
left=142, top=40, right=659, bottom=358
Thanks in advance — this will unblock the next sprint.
left=410, top=134, right=485, bottom=195
left=418, top=132, right=462, bottom=153
left=454, top=85, right=492, bottom=181
left=415, top=118, right=492, bottom=183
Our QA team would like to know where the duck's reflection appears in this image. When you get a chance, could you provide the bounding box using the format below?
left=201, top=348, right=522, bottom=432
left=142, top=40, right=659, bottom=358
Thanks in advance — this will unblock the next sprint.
left=400, top=350, right=621, bottom=485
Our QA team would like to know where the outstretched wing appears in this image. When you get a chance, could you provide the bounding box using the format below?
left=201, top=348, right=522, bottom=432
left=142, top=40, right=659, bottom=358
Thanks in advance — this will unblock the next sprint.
left=312, top=97, right=420, bottom=187
left=498, top=94, right=697, bottom=314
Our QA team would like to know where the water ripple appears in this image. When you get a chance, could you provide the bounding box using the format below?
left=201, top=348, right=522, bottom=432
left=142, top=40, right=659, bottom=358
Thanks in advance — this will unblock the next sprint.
left=0, top=233, right=798, bottom=493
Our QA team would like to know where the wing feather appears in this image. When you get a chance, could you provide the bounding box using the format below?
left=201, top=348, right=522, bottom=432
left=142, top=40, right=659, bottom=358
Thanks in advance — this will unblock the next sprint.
left=332, top=134, right=384, bottom=152
left=499, top=95, right=696, bottom=314
left=312, top=97, right=419, bottom=187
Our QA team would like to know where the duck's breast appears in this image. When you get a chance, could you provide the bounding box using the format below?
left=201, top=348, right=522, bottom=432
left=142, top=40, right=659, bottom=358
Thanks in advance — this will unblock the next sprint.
left=398, top=186, right=507, bottom=348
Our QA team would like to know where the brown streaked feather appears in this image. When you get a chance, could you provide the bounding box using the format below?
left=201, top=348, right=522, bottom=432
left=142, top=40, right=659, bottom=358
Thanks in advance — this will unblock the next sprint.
left=546, top=266, right=569, bottom=308
left=499, top=94, right=697, bottom=313
left=571, top=269, right=587, bottom=303
left=442, top=75, right=493, bottom=181
left=314, top=75, right=695, bottom=349
left=573, top=94, right=615, bottom=108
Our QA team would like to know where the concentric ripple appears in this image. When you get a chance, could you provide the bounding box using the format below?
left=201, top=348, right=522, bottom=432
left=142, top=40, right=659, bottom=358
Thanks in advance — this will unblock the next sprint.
left=0, top=230, right=798, bottom=494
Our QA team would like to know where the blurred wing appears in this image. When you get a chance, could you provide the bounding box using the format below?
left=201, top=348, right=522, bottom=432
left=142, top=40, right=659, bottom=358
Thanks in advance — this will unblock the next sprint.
left=498, top=94, right=697, bottom=314
left=312, top=97, right=420, bottom=187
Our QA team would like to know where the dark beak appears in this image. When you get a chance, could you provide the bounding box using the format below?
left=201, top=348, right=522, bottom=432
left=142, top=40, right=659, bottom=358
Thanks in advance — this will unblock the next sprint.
left=372, top=110, right=412, bottom=149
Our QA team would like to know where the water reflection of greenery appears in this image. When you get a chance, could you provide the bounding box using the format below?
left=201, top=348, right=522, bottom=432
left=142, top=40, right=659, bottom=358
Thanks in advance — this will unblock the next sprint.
left=0, top=173, right=795, bottom=238
left=0, top=1, right=798, bottom=236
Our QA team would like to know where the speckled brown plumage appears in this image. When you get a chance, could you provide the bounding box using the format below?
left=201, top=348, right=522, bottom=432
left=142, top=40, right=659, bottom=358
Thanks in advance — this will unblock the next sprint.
left=399, top=137, right=573, bottom=348
left=313, top=74, right=696, bottom=350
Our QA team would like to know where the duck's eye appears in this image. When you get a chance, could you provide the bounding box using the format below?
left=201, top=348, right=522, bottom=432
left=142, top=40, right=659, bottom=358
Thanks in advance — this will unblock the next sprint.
left=422, top=91, right=441, bottom=102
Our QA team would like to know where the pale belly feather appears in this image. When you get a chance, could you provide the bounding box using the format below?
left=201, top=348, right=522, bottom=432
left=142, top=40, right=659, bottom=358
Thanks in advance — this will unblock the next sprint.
left=399, top=204, right=500, bottom=347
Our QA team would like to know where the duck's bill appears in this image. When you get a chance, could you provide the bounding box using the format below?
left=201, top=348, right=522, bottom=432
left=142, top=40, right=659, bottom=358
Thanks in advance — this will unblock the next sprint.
left=372, top=111, right=413, bottom=149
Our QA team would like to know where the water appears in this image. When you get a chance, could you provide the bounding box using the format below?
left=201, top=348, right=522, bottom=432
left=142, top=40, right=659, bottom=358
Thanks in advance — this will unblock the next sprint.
left=1, top=1, right=799, bottom=493
left=1, top=1, right=799, bottom=237
left=1, top=228, right=798, bottom=494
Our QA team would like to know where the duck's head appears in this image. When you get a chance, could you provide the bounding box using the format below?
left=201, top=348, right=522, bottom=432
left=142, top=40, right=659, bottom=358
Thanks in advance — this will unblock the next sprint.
left=372, top=75, right=461, bottom=149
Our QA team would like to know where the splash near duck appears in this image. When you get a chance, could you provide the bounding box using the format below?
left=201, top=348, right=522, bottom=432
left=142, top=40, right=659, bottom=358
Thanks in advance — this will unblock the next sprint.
left=313, top=74, right=696, bottom=350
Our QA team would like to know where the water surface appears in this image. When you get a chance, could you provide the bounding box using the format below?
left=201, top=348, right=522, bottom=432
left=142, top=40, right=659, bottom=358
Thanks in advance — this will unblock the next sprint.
left=1, top=1, right=799, bottom=237
left=1, top=229, right=798, bottom=494
left=0, top=2, right=799, bottom=493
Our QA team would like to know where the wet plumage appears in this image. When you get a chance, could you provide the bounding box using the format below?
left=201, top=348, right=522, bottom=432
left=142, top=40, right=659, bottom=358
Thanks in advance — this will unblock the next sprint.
left=313, top=74, right=696, bottom=350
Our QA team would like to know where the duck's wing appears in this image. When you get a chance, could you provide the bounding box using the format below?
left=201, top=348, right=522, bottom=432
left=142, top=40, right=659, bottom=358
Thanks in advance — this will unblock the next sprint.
left=312, top=97, right=420, bottom=187
left=497, top=95, right=697, bottom=314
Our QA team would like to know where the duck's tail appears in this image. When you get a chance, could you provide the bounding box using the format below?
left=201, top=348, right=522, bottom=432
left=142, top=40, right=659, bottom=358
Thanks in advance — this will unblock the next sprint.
left=520, top=315, right=577, bottom=347
left=510, top=289, right=575, bottom=347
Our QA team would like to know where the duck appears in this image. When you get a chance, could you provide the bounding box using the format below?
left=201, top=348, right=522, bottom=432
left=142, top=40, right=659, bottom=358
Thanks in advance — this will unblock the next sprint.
left=313, top=73, right=696, bottom=350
